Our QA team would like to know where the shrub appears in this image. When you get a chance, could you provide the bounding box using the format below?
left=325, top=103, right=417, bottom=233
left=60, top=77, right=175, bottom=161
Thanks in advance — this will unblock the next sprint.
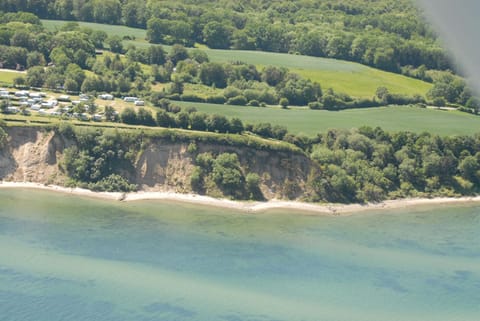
left=279, top=97, right=289, bottom=108
left=308, top=101, right=322, bottom=110
left=88, top=174, right=137, bottom=192
left=245, top=172, right=263, bottom=200
left=121, top=107, right=138, bottom=125
left=227, top=95, right=248, bottom=106
left=206, top=95, right=226, bottom=104
left=212, top=153, right=245, bottom=196
left=252, top=122, right=273, bottom=138
left=166, top=93, right=181, bottom=101
left=180, top=94, right=205, bottom=103
left=223, top=86, right=242, bottom=99
left=0, top=126, right=8, bottom=149
left=432, top=97, right=446, bottom=107
left=190, top=166, right=204, bottom=191
left=187, top=142, right=197, bottom=154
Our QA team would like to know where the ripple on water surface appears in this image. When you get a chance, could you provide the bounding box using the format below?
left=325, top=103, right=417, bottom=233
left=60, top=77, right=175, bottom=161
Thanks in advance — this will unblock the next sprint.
left=0, top=189, right=479, bottom=321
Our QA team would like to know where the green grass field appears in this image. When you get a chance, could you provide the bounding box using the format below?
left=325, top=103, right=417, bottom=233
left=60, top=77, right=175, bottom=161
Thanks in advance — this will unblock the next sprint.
left=177, top=101, right=480, bottom=136
left=41, top=19, right=432, bottom=98
left=0, top=70, right=23, bottom=86
left=42, top=19, right=148, bottom=41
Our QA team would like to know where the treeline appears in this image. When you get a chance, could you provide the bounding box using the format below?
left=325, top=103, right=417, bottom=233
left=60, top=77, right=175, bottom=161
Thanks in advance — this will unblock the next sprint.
left=0, top=0, right=453, bottom=74
left=118, top=102, right=289, bottom=141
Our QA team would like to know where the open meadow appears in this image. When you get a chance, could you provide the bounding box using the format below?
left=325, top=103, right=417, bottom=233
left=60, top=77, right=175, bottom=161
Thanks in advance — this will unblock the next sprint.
left=177, top=101, right=480, bottom=136
left=0, top=70, right=24, bottom=86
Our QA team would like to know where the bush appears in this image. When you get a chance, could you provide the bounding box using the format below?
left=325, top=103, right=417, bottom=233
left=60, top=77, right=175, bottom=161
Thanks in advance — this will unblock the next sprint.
left=121, top=107, right=138, bottom=125
left=0, top=126, right=8, bottom=149
left=252, top=122, right=273, bottom=138
left=279, top=97, right=289, bottom=108
left=245, top=172, right=263, bottom=200
left=308, top=101, right=322, bottom=110
left=88, top=174, right=137, bottom=192
left=212, top=153, right=245, bottom=197
left=190, top=166, right=204, bottom=191
left=223, top=86, right=242, bottom=99
left=180, top=94, right=205, bottom=103
left=206, top=95, right=226, bottom=104
left=57, top=122, right=75, bottom=139
left=432, top=97, right=446, bottom=107
left=166, top=93, right=181, bottom=101
left=187, top=142, right=197, bottom=154
left=227, top=95, right=248, bottom=106
left=247, top=100, right=260, bottom=107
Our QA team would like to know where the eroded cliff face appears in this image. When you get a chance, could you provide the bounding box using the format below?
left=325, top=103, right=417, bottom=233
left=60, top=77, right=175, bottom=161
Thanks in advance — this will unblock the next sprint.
left=0, top=127, right=314, bottom=200
left=0, top=127, right=69, bottom=184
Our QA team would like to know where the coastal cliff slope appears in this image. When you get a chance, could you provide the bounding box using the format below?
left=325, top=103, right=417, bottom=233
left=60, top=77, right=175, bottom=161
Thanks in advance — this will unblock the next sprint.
left=0, top=126, right=313, bottom=200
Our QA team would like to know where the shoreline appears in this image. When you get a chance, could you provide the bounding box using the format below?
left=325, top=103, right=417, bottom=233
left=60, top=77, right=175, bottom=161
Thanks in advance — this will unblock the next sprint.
left=1, top=181, right=480, bottom=216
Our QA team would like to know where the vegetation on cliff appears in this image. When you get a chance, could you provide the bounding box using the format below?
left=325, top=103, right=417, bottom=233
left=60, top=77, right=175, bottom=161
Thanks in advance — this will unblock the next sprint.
left=0, top=123, right=470, bottom=203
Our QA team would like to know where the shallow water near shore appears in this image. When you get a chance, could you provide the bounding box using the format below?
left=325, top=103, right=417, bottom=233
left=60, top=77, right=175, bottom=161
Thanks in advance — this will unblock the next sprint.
left=1, top=188, right=479, bottom=321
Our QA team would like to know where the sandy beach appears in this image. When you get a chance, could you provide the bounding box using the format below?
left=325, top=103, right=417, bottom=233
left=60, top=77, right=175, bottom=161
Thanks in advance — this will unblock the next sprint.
left=2, top=181, right=480, bottom=215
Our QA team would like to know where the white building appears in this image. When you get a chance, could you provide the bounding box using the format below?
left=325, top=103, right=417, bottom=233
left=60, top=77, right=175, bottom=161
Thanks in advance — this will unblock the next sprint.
left=124, top=96, right=138, bottom=102
left=99, top=94, right=114, bottom=100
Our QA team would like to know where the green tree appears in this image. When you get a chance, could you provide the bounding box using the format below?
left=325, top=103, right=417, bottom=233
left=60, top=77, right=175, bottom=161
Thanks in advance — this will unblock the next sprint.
left=147, top=18, right=167, bottom=44
left=199, top=62, right=227, bottom=88
left=175, top=111, right=189, bottom=129
left=156, top=110, right=174, bottom=127
left=206, top=114, right=230, bottom=133
left=203, top=21, right=232, bottom=49
left=120, top=107, right=137, bottom=124
left=90, top=30, right=108, bottom=49
left=245, top=173, right=263, bottom=200
left=168, top=21, right=193, bottom=46
left=137, top=108, right=155, bottom=126
left=64, top=78, right=79, bottom=92
left=26, top=51, right=45, bottom=68
left=458, top=156, right=480, bottom=183
left=189, top=112, right=207, bottom=131
left=107, top=35, right=123, bottom=53
left=229, top=118, right=244, bottom=134
left=212, top=153, right=245, bottom=197
left=168, top=44, right=188, bottom=65
left=91, top=0, right=122, bottom=24
left=104, top=106, right=118, bottom=122
left=26, top=66, right=45, bottom=87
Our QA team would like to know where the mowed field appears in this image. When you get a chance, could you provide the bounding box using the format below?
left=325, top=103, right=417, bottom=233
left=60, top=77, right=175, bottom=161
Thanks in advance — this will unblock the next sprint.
left=41, top=19, right=432, bottom=98
left=0, top=70, right=24, bottom=86
left=177, top=101, right=480, bottom=136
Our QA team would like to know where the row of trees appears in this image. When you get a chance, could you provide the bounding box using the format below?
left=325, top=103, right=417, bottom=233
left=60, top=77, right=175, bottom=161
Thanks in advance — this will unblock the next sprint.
left=118, top=105, right=288, bottom=142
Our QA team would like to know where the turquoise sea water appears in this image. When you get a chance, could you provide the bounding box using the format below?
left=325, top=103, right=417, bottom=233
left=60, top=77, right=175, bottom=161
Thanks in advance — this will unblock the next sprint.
left=0, top=189, right=479, bottom=321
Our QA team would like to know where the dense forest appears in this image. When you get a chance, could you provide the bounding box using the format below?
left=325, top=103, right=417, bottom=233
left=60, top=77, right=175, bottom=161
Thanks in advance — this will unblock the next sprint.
left=0, top=0, right=453, bottom=75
